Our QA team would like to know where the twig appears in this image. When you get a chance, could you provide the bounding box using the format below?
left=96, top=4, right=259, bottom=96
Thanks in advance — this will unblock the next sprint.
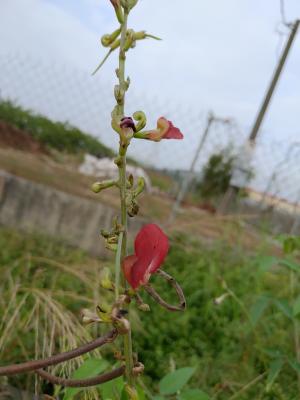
left=144, top=269, right=186, bottom=312
left=36, top=366, right=125, bottom=387
left=0, top=329, right=117, bottom=376
left=228, top=372, right=266, bottom=400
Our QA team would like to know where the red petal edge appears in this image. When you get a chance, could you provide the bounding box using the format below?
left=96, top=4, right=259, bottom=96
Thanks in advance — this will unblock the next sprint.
left=158, top=117, right=184, bottom=140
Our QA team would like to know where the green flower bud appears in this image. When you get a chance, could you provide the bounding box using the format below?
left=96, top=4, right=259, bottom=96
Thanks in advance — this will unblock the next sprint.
left=105, top=242, right=118, bottom=251
left=114, top=84, right=125, bottom=104
left=101, top=28, right=121, bottom=47
left=92, top=180, right=117, bottom=193
left=134, top=177, right=145, bottom=196
left=109, top=0, right=124, bottom=23
left=133, top=111, right=147, bottom=132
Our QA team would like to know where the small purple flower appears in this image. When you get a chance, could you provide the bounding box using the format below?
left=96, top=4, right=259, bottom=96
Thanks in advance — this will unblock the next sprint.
left=120, top=117, right=136, bottom=132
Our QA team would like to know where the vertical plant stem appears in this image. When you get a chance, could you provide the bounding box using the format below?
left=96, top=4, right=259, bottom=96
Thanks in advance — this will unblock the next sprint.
left=115, top=231, right=123, bottom=299
left=290, top=270, right=300, bottom=389
left=115, top=8, right=135, bottom=389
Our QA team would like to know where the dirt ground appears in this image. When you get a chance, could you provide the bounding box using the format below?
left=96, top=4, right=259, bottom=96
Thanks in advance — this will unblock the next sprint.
left=0, top=120, right=48, bottom=155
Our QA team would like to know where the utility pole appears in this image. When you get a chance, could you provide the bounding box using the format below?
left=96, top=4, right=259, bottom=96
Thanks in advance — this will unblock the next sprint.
left=249, top=19, right=299, bottom=142
left=168, top=111, right=230, bottom=223
left=218, top=19, right=300, bottom=214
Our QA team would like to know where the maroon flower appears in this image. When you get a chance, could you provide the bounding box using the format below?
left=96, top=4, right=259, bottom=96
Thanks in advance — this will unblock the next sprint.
left=144, top=117, right=183, bottom=142
left=120, top=117, right=136, bottom=132
left=122, top=224, right=169, bottom=289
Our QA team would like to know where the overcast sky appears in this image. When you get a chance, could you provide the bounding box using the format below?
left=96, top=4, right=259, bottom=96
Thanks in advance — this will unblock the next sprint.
left=1, top=0, right=300, bottom=143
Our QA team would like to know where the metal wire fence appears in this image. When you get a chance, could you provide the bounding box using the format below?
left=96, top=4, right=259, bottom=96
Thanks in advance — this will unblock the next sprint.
left=0, top=53, right=299, bottom=232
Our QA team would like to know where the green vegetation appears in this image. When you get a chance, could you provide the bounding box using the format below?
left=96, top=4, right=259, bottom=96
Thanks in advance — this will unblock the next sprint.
left=0, top=99, right=113, bottom=157
left=1, top=227, right=300, bottom=399
left=196, top=150, right=235, bottom=201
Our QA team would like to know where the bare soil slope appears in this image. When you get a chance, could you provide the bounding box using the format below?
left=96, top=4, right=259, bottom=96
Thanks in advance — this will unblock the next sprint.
left=0, top=120, right=48, bottom=154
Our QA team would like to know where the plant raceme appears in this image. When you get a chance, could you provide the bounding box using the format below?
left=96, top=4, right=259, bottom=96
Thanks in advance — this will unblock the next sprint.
left=0, top=1, right=186, bottom=398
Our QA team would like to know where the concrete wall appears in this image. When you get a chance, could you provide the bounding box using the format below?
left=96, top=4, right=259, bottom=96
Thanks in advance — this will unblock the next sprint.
left=0, top=170, right=143, bottom=256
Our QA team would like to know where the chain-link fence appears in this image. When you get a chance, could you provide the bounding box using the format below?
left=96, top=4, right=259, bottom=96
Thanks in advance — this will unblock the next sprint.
left=0, top=53, right=299, bottom=233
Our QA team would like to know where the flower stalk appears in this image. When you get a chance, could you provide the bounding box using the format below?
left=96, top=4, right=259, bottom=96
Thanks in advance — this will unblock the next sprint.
left=114, top=5, right=135, bottom=390
left=0, top=1, right=186, bottom=395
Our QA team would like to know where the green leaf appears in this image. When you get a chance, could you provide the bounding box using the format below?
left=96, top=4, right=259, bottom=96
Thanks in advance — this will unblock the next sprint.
left=178, top=389, right=210, bottom=400
left=152, top=397, right=165, bottom=400
left=159, top=367, right=196, bottom=395
left=278, top=259, right=300, bottom=273
left=266, top=359, right=284, bottom=392
left=293, top=296, right=300, bottom=317
left=100, top=375, right=124, bottom=399
left=137, top=385, right=146, bottom=400
left=63, top=358, right=109, bottom=400
left=120, top=385, right=146, bottom=400
left=257, top=256, right=278, bottom=273
left=274, top=299, right=293, bottom=320
left=288, top=358, right=300, bottom=373
left=250, top=296, right=270, bottom=326
left=261, top=348, right=283, bottom=358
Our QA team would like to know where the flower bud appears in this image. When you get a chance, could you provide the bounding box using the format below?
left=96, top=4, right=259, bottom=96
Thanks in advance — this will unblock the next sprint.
left=100, top=268, right=114, bottom=290
left=127, top=199, right=139, bottom=217
left=114, top=317, right=131, bottom=334
left=109, top=0, right=124, bottom=23
left=114, top=85, right=125, bottom=105
left=121, top=0, right=138, bottom=10
left=133, top=362, right=145, bottom=376
left=133, top=111, right=147, bottom=132
left=120, top=117, right=136, bottom=132
left=124, top=29, right=135, bottom=51
left=138, top=303, right=150, bottom=312
left=134, top=31, right=146, bottom=40
left=127, top=174, right=134, bottom=188
left=134, top=177, right=145, bottom=196
left=110, top=39, right=121, bottom=51
left=110, top=0, right=120, bottom=7
left=92, top=180, right=117, bottom=193
left=105, top=242, right=118, bottom=251
left=96, top=304, right=113, bottom=323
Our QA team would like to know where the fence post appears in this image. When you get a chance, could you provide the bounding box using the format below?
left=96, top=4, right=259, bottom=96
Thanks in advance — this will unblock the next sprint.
left=168, top=112, right=214, bottom=223
left=219, top=19, right=300, bottom=214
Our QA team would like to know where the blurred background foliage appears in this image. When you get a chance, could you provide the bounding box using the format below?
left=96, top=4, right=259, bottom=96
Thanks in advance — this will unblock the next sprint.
left=1, top=226, right=300, bottom=399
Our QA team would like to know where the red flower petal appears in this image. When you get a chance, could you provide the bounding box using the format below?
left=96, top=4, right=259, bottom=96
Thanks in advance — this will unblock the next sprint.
left=144, top=118, right=184, bottom=142
left=156, top=117, right=183, bottom=140
left=122, top=255, right=138, bottom=288
left=122, top=224, right=169, bottom=289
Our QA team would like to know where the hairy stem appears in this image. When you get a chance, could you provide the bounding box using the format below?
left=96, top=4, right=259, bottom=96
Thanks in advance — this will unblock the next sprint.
left=115, top=231, right=124, bottom=299
left=0, top=329, right=117, bottom=376
left=36, top=366, right=125, bottom=388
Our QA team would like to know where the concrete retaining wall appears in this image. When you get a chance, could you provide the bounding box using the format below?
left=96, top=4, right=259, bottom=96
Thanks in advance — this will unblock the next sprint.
left=0, top=170, right=143, bottom=256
